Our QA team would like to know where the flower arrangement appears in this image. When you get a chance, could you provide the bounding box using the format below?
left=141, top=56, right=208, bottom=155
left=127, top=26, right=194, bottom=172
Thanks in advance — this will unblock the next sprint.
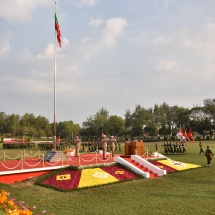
left=150, top=159, right=201, bottom=172
left=150, top=161, right=178, bottom=173
left=38, top=164, right=139, bottom=191
left=0, top=190, right=54, bottom=215
left=0, top=190, right=33, bottom=214
left=63, top=149, right=74, bottom=155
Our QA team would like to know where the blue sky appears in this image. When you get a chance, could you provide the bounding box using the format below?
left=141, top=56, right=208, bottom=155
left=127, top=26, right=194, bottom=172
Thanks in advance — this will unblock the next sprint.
left=1, top=0, right=215, bottom=126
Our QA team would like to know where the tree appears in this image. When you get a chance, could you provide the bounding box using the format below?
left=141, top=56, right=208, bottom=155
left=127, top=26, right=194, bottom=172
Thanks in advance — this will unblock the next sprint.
left=174, top=106, right=190, bottom=131
left=107, top=115, right=125, bottom=136
left=203, top=98, right=215, bottom=127
left=130, top=105, right=152, bottom=136
left=20, top=113, right=36, bottom=128
left=5, top=114, right=21, bottom=138
left=57, top=121, right=81, bottom=139
left=0, top=112, right=7, bottom=135
left=124, top=109, right=132, bottom=129
left=153, top=103, right=189, bottom=136
left=35, top=116, right=52, bottom=137
left=144, top=118, right=158, bottom=136
left=81, top=108, right=109, bottom=139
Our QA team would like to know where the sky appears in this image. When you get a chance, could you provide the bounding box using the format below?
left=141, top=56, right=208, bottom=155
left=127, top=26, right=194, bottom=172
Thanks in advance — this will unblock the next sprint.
left=1, top=0, right=215, bottom=126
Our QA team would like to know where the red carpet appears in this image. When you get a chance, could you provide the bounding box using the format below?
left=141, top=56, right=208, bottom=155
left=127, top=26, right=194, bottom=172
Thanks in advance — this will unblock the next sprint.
left=0, top=153, right=116, bottom=184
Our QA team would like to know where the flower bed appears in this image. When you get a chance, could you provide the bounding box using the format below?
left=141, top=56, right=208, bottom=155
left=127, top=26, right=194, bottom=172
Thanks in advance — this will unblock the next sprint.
left=38, top=165, right=139, bottom=191
left=150, top=159, right=201, bottom=173
left=149, top=161, right=178, bottom=173
left=0, top=189, right=54, bottom=214
left=0, top=190, right=33, bottom=214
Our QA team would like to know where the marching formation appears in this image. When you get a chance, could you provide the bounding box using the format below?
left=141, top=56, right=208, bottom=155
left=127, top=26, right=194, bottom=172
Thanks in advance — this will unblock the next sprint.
left=161, top=141, right=187, bottom=155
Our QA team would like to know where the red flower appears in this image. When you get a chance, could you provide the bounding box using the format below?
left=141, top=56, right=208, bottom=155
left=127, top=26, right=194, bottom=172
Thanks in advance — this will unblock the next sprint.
left=40, top=165, right=139, bottom=191
left=102, top=166, right=138, bottom=180
left=42, top=170, right=81, bottom=190
left=150, top=161, right=178, bottom=173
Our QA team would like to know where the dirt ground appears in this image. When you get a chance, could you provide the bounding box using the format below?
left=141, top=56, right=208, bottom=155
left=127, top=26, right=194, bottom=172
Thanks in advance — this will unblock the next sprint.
left=10, top=176, right=40, bottom=188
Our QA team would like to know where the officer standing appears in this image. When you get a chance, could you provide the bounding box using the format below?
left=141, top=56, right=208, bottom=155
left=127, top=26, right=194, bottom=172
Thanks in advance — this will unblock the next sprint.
left=109, top=136, right=117, bottom=157
left=74, top=136, right=81, bottom=157
left=101, top=135, right=108, bottom=159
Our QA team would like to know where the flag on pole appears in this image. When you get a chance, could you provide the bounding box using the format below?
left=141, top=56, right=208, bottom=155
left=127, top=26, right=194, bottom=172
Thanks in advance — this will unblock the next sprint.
left=55, top=13, right=61, bottom=47
left=188, top=128, right=195, bottom=141
left=57, top=133, right=61, bottom=143
left=182, top=128, right=190, bottom=141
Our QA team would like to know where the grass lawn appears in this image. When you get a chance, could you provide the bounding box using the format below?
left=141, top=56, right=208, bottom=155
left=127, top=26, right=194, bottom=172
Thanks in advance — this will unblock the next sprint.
left=0, top=141, right=215, bottom=215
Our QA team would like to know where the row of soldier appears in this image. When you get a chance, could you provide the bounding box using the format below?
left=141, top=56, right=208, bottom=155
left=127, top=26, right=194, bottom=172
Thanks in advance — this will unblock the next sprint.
left=159, top=141, right=187, bottom=154
left=81, top=139, right=121, bottom=153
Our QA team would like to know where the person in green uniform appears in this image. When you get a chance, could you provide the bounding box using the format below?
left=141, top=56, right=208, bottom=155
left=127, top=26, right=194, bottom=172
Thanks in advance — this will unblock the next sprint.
left=199, top=141, right=204, bottom=155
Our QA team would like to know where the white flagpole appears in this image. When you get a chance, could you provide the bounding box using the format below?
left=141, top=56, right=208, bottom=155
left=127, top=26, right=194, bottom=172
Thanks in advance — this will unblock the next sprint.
left=53, top=1, right=57, bottom=151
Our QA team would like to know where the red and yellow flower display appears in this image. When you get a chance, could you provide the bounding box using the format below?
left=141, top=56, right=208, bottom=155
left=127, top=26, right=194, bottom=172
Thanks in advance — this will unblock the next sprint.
left=150, top=159, right=201, bottom=173
left=41, top=165, right=139, bottom=191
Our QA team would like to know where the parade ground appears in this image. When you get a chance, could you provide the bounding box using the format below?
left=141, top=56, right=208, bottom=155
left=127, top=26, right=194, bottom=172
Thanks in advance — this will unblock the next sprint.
left=1, top=141, right=215, bottom=215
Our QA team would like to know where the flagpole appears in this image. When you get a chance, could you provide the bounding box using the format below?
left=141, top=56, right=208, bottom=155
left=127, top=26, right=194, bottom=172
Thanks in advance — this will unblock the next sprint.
left=53, top=1, right=57, bottom=151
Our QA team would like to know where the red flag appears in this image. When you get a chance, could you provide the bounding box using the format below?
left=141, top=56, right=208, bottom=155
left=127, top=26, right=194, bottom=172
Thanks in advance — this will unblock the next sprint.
left=55, top=13, right=61, bottom=47
left=182, top=128, right=190, bottom=141
left=188, top=128, right=195, bottom=141
left=57, top=137, right=61, bottom=142
left=58, top=133, right=61, bottom=142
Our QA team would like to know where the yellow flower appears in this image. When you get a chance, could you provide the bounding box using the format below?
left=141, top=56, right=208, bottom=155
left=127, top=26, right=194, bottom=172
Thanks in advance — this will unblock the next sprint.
left=1, top=190, right=8, bottom=196
left=7, top=200, right=15, bottom=207
left=78, top=168, right=118, bottom=188
left=11, top=209, right=33, bottom=215
left=0, top=195, right=7, bottom=204
left=0, top=190, right=33, bottom=215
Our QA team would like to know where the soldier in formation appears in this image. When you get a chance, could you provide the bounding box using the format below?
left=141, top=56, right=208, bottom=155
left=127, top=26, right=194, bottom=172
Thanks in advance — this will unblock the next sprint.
left=162, top=141, right=187, bottom=155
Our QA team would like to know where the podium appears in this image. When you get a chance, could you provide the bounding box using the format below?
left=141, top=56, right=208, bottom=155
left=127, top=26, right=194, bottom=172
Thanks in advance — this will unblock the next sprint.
left=125, top=140, right=144, bottom=156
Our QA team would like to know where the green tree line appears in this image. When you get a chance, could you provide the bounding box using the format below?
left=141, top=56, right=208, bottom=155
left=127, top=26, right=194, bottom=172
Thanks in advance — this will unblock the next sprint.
left=81, top=99, right=215, bottom=140
left=0, top=113, right=80, bottom=141
left=1, top=98, right=214, bottom=140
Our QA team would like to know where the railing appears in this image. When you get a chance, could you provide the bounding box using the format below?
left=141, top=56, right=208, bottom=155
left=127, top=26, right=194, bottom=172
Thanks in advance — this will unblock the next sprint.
left=0, top=150, right=115, bottom=172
